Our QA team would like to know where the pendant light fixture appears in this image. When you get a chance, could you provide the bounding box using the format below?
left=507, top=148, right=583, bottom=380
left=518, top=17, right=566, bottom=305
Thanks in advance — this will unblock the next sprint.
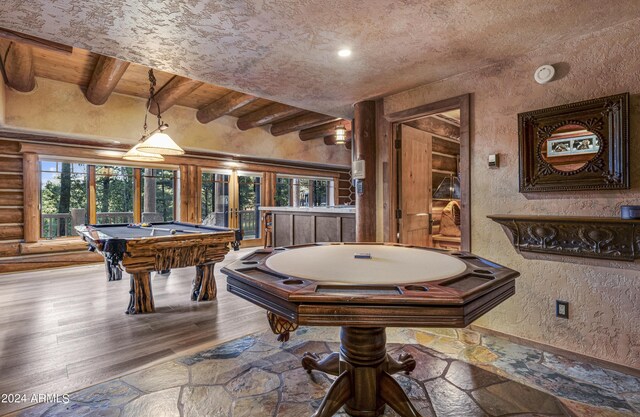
left=124, top=69, right=184, bottom=160
left=334, top=124, right=347, bottom=145
left=123, top=142, right=165, bottom=162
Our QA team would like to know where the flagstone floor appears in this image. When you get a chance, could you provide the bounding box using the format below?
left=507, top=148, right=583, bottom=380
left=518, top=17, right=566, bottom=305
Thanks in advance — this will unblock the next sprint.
left=8, top=326, right=640, bottom=417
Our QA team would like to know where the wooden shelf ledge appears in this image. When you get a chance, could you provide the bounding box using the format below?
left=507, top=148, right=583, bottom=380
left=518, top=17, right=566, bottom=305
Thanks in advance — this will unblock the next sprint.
left=488, top=214, right=640, bottom=262
left=20, top=238, right=89, bottom=255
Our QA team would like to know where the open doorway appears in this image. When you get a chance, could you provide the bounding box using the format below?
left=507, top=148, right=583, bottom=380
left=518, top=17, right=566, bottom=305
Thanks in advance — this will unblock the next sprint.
left=386, top=95, right=470, bottom=251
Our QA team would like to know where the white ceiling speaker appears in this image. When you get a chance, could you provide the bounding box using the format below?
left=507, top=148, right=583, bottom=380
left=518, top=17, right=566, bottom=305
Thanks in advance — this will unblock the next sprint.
left=534, top=65, right=555, bottom=84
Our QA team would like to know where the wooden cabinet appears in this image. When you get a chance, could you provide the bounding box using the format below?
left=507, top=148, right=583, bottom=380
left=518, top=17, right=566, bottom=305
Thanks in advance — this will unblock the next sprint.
left=265, top=207, right=355, bottom=247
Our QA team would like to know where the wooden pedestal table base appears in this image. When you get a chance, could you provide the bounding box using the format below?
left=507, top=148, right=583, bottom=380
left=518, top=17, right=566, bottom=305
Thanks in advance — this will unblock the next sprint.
left=127, top=272, right=155, bottom=314
left=191, top=263, right=217, bottom=301
left=302, top=327, right=421, bottom=417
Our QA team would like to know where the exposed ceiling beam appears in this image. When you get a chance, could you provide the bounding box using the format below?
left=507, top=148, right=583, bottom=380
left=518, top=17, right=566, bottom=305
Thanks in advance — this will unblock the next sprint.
left=196, top=91, right=258, bottom=124
left=430, top=113, right=460, bottom=127
left=236, top=103, right=303, bottom=131
left=323, top=131, right=353, bottom=145
left=405, top=116, right=460, bottom=141
left=149, top=75, right=203, bottom=115
left=85, top=55, right=130, bottom=105
left=300, top=120, right=352, bottom=141
left=0, top=27, right=73, bottom=54
left=270, top=112, right=338, bottom=137
left=3, top=41, right=36, bottom=92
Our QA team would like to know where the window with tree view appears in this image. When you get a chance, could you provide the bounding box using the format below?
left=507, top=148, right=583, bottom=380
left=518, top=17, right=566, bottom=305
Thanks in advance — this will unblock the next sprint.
left=142, top=169, right=174, bottom=222
left=275, top=176, right=333, bottom=207
left=201, top=172, right=230, bottom=228
left=95, top=165, right=135, bottom=224
left=40, top=161, right=88, bottom=239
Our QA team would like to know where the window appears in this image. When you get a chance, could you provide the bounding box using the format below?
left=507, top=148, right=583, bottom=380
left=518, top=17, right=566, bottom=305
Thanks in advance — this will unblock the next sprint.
left=238, top=174, right=261, bottom=239
left=95, top=165, right=135, bottom=224
left=275, top=177, right=291, bottom=207
left=40, top=161, right=88, bottom=239
left=201, top=171, right=230, bottom=228
left=40, top=161, right=178, bottom=239
left=142, top=169, right=175, bottom=222
left=312, top=179, right=330, bottom=207
left=275, top=176, right=334, bottom=207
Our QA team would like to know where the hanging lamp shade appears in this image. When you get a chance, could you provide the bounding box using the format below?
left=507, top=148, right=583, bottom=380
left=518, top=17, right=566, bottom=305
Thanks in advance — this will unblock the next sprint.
left=123, top=143, right=165, bottom=162
left=136, top=131, right=185, bottom=155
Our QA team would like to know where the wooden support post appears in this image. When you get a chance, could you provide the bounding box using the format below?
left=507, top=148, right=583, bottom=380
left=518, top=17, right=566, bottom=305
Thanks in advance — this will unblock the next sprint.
left=354, top=100, right=377, bottom=242
left=187, top=165, right=198, bottom=222
left=195, top=166, right=202, bottom=222
left=88, top=165, right=97, bottom=224
left=22, top=153, right=39, bottom=242
left=4, top=41, right=36, bottom=93
left=270, top=112, right=338, bottom=137
left=179, top=165, right=189, bottom=222
left=85, top=55, right=130, bottom=105
left=196, top=92, right=258, bottom=124
left=149, top=76, right=203, bottom=115
left=236, top=103, right=303, bottom=131
left=133, top=168, right=141, bottom=223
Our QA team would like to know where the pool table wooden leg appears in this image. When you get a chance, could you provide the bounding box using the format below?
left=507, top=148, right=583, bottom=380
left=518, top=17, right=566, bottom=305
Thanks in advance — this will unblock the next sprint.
left=104, top=258, right=122, bottom=281
left=192, top=263, right=217, bottom=301
left=126, top=272, right=155, bottom=314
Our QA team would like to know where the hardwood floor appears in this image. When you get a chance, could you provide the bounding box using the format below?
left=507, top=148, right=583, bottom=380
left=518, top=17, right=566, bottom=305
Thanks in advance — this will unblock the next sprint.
left=0, top=248, right=267, bottom=415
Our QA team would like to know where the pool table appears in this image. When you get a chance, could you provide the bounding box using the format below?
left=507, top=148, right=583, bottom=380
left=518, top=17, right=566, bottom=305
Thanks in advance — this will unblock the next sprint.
left=76, top=221, right=241, bottom=314
left=222, top=243, right=519, bottom=417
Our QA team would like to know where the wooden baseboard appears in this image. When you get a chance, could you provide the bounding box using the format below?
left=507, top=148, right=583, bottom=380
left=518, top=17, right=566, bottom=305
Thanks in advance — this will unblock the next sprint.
left=469, top=324, right=640, bottom=378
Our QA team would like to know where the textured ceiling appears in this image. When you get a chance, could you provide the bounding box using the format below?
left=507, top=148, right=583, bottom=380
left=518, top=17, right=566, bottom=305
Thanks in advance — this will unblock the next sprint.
left=1, top=1, right=639, bottom=117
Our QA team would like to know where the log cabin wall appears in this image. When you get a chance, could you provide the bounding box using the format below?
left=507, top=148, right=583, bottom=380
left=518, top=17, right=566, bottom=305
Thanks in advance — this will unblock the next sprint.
left=0, top=136, right=351, bottom=274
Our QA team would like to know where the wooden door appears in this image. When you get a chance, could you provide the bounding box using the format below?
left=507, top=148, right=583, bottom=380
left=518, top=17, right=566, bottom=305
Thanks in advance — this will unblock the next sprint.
left=399, top=125, right=433, bottom=247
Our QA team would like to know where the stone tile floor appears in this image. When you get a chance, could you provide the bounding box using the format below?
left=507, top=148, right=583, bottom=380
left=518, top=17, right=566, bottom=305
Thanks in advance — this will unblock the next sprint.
left=7, top=327, right=640, bottom=417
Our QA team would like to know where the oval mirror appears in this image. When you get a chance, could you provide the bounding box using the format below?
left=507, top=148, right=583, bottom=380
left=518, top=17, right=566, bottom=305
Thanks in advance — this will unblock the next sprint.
left=540, top=124, right=600, bottom=172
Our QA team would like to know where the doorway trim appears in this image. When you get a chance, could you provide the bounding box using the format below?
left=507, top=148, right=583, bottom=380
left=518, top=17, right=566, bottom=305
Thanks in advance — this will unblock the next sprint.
left=383, top=94, right=471, bottom=251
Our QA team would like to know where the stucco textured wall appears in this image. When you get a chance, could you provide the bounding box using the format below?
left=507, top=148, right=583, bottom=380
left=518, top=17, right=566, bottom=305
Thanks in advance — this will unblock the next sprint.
left=385, top=19, right=640, bottom=369
left=2, top=77, right=350, bottom=166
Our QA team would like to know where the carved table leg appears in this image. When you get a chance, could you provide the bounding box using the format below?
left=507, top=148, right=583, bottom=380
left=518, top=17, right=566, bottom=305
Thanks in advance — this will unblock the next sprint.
left=304, top=327, right=423, bottom=417
left=104, top=258, right=122, bottom=281
left=192, top=263, right=217, bottom=301
left=312, top=371, right=351, bottom=417
left=387, top=352, right=416, bottom=375
left=126, top=272, right=155, bottom=314
left=302, top=352, right=340, bottom=376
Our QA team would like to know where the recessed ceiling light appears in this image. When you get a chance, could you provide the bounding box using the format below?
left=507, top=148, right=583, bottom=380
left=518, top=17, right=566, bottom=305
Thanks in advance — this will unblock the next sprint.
left=338, top=49, right=351, bottom=58
left=112, top=140, right=121, bottom=144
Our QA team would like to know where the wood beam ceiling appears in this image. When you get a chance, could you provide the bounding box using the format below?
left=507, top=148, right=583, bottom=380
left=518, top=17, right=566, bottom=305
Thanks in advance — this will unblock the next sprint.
left=0, top=30, right=351, bottom=147
left=270, top=112, right=338, bottom=136
left=236, top=102, right=303, bottom=131
left=149, top=75, right=204, bottom=115
left=405, top=116, right=460, bottom=141
left=2, top=41, right=36, bottom=92
left=196, top=91, right=258, bottom=124
left=85, top=55, right=130, bottom=105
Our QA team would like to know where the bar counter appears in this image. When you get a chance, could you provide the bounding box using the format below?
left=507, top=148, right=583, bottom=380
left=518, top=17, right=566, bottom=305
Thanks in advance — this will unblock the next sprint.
left=259, top=206, right=355, bottom=246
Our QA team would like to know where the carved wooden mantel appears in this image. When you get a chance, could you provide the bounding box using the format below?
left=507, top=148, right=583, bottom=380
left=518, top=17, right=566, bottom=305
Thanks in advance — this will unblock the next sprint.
left=488, top=214, right=640, bottom=261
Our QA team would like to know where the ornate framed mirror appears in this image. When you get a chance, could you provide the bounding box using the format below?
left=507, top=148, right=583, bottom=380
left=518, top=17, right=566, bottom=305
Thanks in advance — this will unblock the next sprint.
left=518, top=93, right=629, bottom=192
